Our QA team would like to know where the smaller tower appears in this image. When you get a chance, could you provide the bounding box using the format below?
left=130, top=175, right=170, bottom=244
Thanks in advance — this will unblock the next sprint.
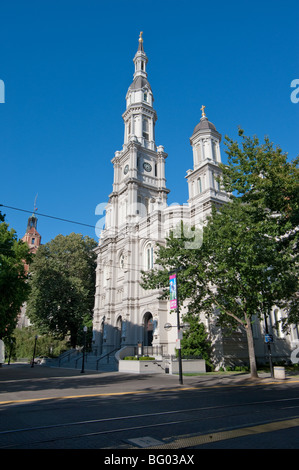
left=186, top=106, right=228, bottom=225
left=18, top=210, right=42, bottom=328
left=22, top=213, right=41, bottom=256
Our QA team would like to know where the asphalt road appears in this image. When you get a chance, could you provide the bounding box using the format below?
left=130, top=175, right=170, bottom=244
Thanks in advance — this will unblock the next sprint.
left=0, top=364, right=299, bottom=456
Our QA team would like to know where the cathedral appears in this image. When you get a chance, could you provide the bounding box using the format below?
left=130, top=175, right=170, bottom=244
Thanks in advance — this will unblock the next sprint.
left=92, top=33, right=227, bottom=360
left=92, top=33, right=298, bottom=367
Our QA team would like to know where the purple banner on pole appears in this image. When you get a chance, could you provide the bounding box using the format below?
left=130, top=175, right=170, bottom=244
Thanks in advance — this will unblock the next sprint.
left=169, top=274, right=177, bottom=309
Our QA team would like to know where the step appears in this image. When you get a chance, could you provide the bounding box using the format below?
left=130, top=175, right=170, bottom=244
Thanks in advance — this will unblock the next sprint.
left=48, top=352, right=118, bottom=372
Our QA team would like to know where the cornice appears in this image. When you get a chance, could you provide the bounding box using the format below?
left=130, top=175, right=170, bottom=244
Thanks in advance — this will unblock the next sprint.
left=122, top=104, right=157, bottom=121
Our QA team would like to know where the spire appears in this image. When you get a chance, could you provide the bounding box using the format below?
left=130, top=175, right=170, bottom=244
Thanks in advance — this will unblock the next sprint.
left=133, top=32, right=148, bottom=80
left=26, top=214, right=37, bottom=232
left=123, top=33, right=157, bottom=150
left=26, top=194, right=38, bottom=231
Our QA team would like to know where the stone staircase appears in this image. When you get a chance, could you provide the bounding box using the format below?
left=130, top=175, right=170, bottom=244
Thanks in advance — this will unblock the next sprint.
left=45, top=349, right=119, bottom=372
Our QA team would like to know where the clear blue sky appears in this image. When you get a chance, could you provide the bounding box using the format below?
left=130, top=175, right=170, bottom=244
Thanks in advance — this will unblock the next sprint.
left=1, top=0, right=298, bottom=244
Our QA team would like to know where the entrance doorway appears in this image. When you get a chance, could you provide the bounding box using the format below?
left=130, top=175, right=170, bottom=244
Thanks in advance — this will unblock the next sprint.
left=144, top=312, right=153, bottom=346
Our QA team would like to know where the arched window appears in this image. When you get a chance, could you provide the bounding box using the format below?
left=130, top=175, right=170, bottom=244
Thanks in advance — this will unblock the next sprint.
left=198, top=177, right=202, bottom=193
left=103, top=264, right=109, bottom=287
left=145, top=243, right=154, bottom=270
left=119, top=253, right=125, bottom=271
left=212, top=141, right=217, bottom=161
left=143, top=118, right=149, bottom=140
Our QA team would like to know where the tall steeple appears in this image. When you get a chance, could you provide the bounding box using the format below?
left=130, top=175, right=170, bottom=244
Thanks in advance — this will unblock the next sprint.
left=123, top=32, right=157, bottom=150
left=102, top=33, right=169, bottom=234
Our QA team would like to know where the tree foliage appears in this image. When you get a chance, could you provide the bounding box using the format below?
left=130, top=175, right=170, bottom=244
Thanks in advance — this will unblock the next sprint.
left=180, top=314, right=212, bottom=366
left=10, top=327, right=69, bottom=360
left=26, top=233, right=97, bottom=347
left=141, top=131, right=298, bottom=378
left=220, top=130, right=299, bottom=327
left=0, top=212, right=32, bottom=339
left=221, top=130, right=299, bottom=229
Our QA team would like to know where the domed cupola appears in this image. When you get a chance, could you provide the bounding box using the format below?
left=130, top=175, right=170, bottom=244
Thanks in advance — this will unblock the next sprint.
left=192, top=115, right=217, bottom=133
left=189, top=105, right=221, bottom=165
left=191, top=105, right=220, bottom=139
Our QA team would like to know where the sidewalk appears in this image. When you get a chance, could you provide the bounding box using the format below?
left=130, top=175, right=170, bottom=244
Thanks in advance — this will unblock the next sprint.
left=0, top=363, right=298, bottom=405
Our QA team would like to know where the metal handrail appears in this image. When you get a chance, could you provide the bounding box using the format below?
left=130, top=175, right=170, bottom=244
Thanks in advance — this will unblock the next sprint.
left=96, top=348, right=119, bottom=370
left=58, top=349, right=77, bottom=366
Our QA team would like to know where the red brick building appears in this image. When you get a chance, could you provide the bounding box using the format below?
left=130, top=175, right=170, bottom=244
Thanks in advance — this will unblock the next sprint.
left=21, top=214, right=41, bottom=273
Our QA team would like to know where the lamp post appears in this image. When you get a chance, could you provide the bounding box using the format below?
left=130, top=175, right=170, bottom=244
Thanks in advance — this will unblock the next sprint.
left=169, top=269, right=183, bottom=385
left=31, top=335, right=38, bottom=368
left=176, top=281, right=183, bottom=385
left=81, top=326, right=88, bottom=373
left=264, top=314, right=274, bottom=378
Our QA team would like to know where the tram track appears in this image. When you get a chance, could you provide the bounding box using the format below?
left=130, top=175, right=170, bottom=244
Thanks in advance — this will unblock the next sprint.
left=1, top=396, right=299, bottom=449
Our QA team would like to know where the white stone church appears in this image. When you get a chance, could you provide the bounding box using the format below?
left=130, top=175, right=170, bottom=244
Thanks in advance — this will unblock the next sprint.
left=92, top=33, right=298, bottom=368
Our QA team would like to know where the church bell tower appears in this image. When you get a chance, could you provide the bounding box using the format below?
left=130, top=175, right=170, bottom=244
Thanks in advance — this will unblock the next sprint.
left=103, top=32, right=170, bottom=233
left=186, top=106, right=228, bottom=225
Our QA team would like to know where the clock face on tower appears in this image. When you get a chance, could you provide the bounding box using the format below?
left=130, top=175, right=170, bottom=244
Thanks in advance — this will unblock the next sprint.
left=124, top=164, right=129, bottom=174
left=143, top=162, right=152, bottom=172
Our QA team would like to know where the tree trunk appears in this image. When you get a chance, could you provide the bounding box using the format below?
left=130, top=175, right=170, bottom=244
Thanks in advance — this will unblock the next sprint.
left=245, top=313, right=258, bottom=379
left=70, top=328, right=78, bottom=349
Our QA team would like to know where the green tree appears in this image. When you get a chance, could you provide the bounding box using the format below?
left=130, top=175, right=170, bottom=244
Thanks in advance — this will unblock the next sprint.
left=221, top=130, right=299, bottom=229
left=180, top=314, right=212, bottom=367
left=0, top=211, right=32, bottom=339
left=12, top=327, right=68, bottom=360
left=198, top=200, right=296, bottom=378
left=27, top=233, right=97, bottom=347
left=220, top=130, right=299, bottom=328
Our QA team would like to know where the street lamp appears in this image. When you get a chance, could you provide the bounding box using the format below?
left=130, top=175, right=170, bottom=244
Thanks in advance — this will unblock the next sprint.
left=31, top=335, right=38, bottom=368
left=81, top=326, right=88, bottom=373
